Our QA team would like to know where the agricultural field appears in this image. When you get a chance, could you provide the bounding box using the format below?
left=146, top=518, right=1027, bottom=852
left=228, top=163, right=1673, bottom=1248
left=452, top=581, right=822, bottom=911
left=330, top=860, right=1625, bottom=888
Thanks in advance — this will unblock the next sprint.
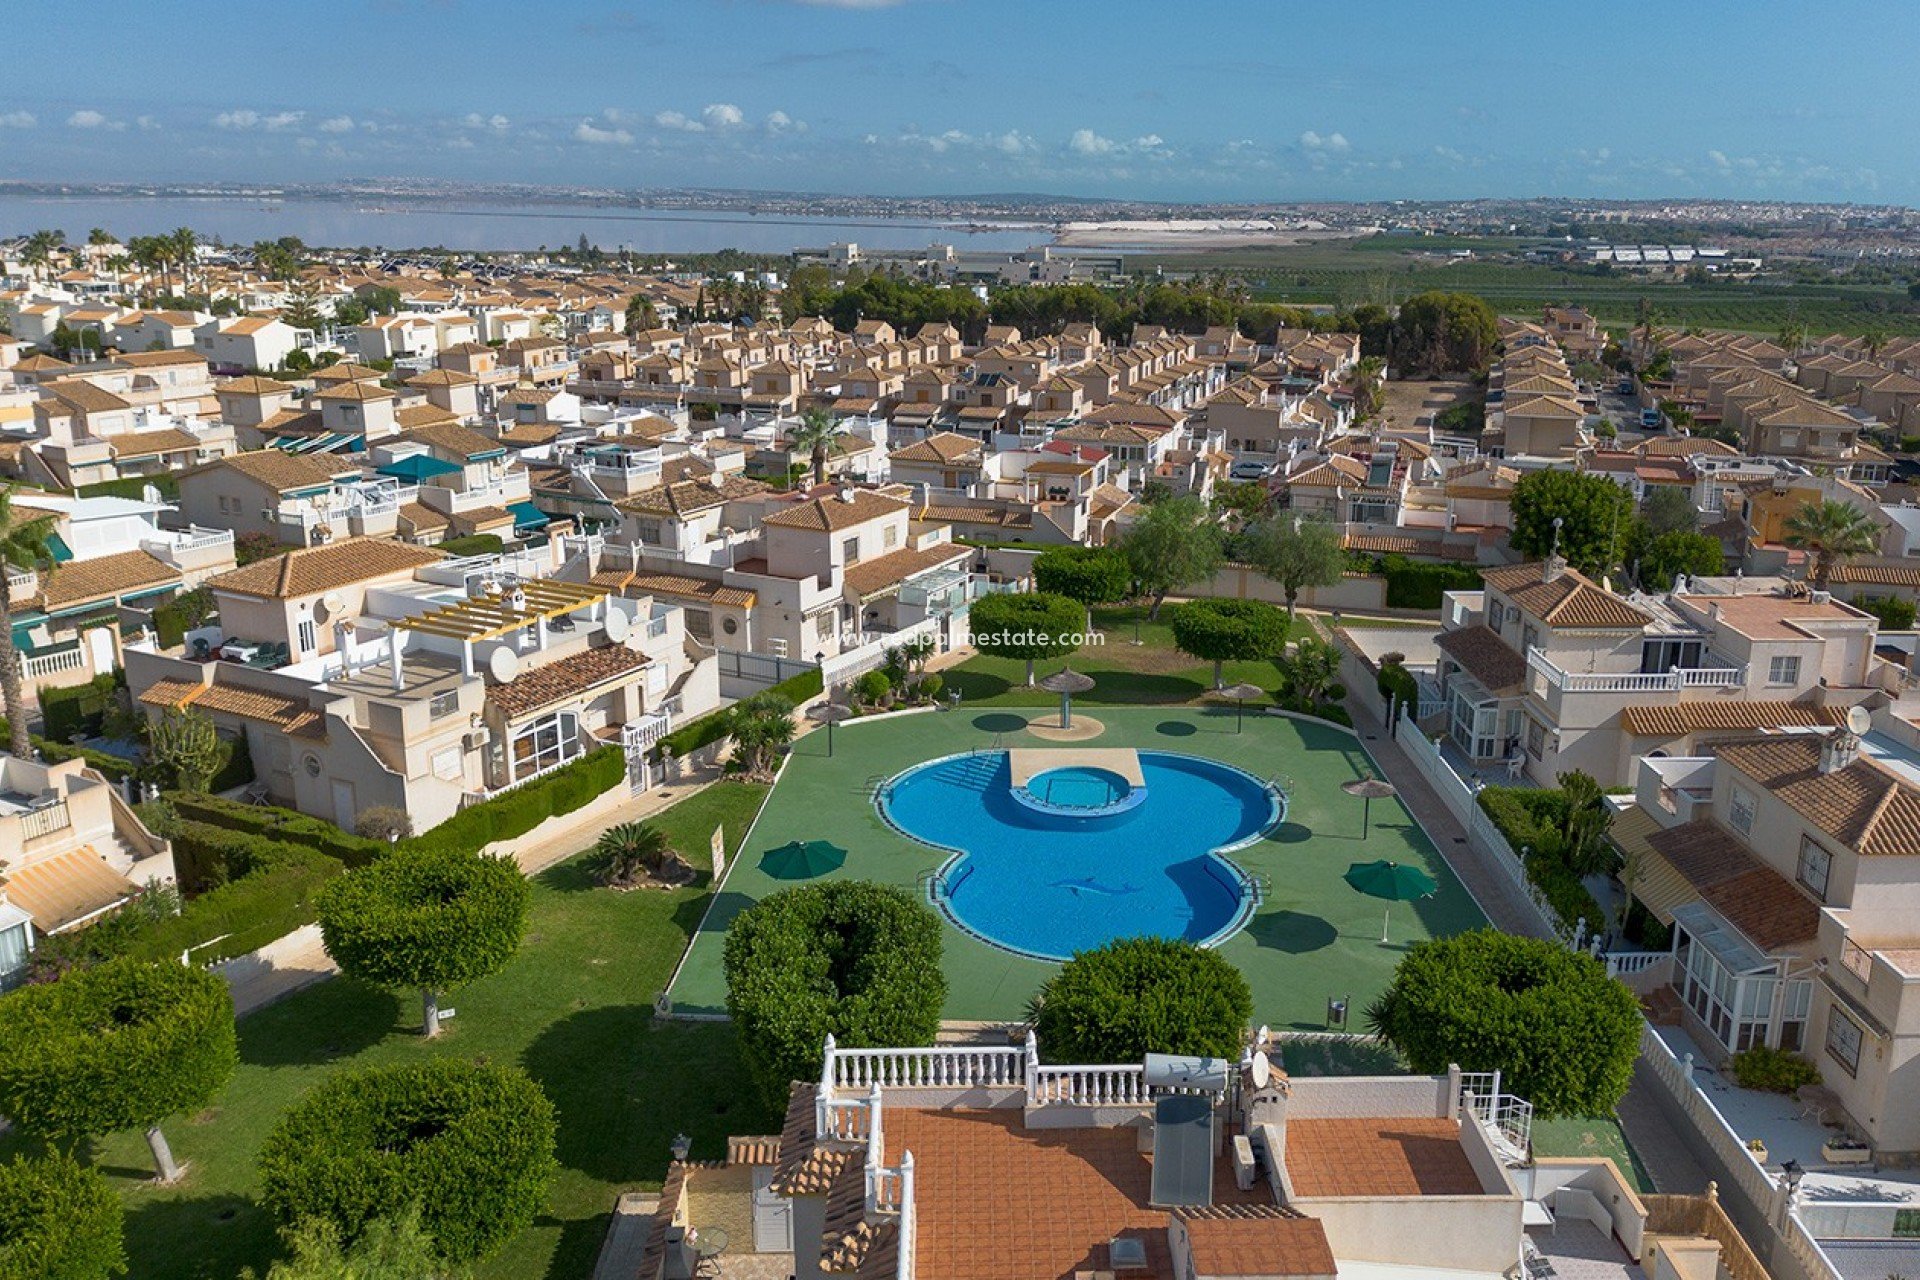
left=1123, top=234, right=1920, bottom=337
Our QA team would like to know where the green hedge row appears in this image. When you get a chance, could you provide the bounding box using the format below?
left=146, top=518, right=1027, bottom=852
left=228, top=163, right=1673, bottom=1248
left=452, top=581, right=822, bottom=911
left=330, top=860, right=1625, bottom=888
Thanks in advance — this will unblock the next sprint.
left=38, top=675, right=119, bottom=742
left=651, top=668, right=823, bottom=763
left=172, top=792, right=387, bottom=871
left=1477, top=787, right=1604, bottom=932
left=1377, top=555, right=1483, bottom=610
left=405, top=745, right=627, bottom=856
left=127, top=847, right=345, bottom=965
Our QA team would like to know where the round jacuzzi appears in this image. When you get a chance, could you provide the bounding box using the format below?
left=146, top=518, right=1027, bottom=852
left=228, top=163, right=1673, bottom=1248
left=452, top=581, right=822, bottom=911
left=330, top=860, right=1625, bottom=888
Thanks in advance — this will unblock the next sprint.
left=1010, top=765, right=1146, bottom=819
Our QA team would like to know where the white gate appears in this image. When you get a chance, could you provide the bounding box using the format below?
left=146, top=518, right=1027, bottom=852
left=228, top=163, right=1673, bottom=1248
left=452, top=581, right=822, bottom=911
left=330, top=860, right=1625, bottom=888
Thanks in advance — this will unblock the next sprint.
left=622, top=710, right=673, bottom=796
left=752, top=1166, right=793, bottom=1252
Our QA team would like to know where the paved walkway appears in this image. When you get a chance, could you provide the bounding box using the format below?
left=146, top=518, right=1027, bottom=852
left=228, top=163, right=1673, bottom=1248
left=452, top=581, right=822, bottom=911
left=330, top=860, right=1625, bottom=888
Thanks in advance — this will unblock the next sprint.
left=222, top=769, right=725, bottom=1018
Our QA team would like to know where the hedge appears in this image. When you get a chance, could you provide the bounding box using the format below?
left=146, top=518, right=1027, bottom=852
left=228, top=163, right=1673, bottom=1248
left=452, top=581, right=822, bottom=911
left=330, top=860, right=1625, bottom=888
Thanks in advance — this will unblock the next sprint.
left=435, top=533, right=504, bottom=557
left=1377, top=555, right=1483, bottom=610
left=405, top=744, right=626, bottom=856
left=652, top=668, right=823, bottom=763
left=127, top=852, right=346, bottom=965
left=172, top=793, right=387, bottom=871
left=38, top=675, right=119, bottom=743
left=1477, top=787, right=1604, bottom=933
left=0, top=1152, right=127, bottom=1280
left=259, top=1060, right=556, bottom=1265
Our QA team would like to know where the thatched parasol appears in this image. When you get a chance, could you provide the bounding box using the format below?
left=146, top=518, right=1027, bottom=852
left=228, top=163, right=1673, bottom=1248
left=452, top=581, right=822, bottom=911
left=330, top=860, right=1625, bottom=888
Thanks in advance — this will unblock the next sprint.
left=1037, top=667, right=1097, bottom=729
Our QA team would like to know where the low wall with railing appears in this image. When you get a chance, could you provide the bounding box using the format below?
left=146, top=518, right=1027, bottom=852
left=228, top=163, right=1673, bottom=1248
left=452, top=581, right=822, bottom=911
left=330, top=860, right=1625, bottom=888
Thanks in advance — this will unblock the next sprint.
left=1637, top=1023, right=1784, bottom=1251
left=1287, top=1073, right=1453, bottom=1120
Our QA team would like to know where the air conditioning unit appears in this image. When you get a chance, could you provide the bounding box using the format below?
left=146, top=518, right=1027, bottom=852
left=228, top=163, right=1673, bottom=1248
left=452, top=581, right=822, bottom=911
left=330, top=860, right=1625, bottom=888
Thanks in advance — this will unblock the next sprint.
left=463, top=731, right=488, bottom=752
left=1231, top=1135, right=1257, bottom=1191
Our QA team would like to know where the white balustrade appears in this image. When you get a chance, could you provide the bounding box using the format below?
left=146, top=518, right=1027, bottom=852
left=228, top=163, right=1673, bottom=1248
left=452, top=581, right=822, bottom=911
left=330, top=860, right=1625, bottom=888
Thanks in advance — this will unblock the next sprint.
left=22, top=646, right=86, bottom=679
left=19, top=801, right=72, bottom=842
left=1604, top=951, right=1669, bottom=978
left=1029, top=1064, right=1150, bottom=1107
left=830, top=1045, right=1026, bottom=1090
left=1527, top=647, right=1743, bottom=693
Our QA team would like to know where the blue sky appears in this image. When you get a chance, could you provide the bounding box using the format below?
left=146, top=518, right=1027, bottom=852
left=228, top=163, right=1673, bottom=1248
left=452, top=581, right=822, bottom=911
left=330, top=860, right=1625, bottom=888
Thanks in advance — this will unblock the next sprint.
left=2, top=0, right=1915, bottom=204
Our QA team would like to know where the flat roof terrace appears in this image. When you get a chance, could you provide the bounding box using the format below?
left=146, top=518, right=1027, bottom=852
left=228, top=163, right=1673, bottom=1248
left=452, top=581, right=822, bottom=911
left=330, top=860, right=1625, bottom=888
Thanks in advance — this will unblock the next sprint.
left=1284, top=1118, right=1485, bottom=1199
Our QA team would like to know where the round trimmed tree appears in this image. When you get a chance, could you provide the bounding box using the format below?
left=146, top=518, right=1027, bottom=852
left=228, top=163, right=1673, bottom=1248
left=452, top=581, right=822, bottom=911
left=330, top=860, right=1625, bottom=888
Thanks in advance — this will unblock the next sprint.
left=1366, top=928, right=1641, bottom=1117
left=258, top=1059, right=556, bottom=1266
left=0, top=1152, right=126, bottom=1279
left=316, top=847, right=530, bottom=1038
left=0, top=955, right=237, bottom=1183
left=1170, top=598, right=1288, bottom=688
left=967, top=590, right=1083, bottom=686
left=724, top=881, right=946, bottom=1109
left=1033, top=545, right=1130, bottom=632
left=1030, top=937, right=1252, bottom=1064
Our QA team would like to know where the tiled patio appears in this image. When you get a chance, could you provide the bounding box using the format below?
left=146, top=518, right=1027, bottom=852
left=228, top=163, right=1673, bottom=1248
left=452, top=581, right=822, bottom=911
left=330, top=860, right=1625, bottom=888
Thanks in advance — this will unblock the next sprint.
left=1653, top=1023, right=1835, bottom=1171
left=1526, top=1220, right=1647, bottom=1279
left=1285, top=1118, right=1483, bottom=1198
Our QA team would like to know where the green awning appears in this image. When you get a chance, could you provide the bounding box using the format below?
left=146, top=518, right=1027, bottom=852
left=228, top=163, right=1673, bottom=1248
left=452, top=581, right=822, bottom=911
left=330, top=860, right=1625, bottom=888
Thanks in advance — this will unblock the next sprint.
left=509, top=501, right=552, bottom=531
left=377, top=455, right=461, bottom=482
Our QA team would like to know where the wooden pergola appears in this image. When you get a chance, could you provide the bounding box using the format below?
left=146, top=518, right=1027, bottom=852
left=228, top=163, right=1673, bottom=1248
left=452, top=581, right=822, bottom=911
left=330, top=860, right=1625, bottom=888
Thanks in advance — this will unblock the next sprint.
left=392, top=579, right=613, bottom=678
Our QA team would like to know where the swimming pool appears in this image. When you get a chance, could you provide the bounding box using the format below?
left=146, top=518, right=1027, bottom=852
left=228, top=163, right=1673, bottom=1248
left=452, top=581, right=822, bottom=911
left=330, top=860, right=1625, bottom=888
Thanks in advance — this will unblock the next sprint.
left=878, top=750, right=1281, bottom=961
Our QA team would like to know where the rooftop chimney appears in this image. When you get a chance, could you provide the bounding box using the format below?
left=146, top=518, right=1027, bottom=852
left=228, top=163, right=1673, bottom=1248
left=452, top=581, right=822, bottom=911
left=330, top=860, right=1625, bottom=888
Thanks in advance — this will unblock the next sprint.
left=1820, top=728, right=1861, bottom=774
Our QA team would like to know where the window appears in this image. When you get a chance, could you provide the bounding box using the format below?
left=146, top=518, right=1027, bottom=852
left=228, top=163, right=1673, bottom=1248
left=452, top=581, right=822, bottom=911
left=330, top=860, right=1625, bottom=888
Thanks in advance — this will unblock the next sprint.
left=1527, top=719, right=1546, bottom=760
left=1894, top=1210, right=1920, bottom=1239
left=842, top=536, right=860, bottom=564
left=431, top=746, right=462, bottom=780
left=428, top=689, right=459, bottom=720
left=1768, top=655, right=1802, bottom=686
left=296, top=618, right=317, bottom=655
left=1522, top=623, right=1539, bottom=655
left=1730, top=786, right=1756, bottom=836
left=1487, top=601, right=1504, bottom=633
left=1825, top=1007, right=1864, bottom=1077
left=883, top=525, right=899, bottom=549
left=1797, top=836, right=1833, bottom=901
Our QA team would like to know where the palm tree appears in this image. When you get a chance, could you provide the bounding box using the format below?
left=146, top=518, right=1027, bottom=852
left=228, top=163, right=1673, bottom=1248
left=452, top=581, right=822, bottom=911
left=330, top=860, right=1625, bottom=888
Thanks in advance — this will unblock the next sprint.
left=0, top=492, right=58, bottom=758
left=21, top=229, right=63, bottom=284
left=169, top=227, right=198, bottom=296
left=587, top=822, right=672, bottom=888
left=1861, top=327, right=1889, bottom=362
left=1784, top=499, right=1880, bottom=589
left=86, top=227, right=113, bottom=246
left=788, top=406, right=843, bottom=489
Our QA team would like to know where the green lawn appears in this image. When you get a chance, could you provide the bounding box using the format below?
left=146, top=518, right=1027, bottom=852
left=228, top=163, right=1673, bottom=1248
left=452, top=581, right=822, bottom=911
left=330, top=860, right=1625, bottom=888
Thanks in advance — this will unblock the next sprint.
left=668, top=706, right=1487, bottom=1030
left=0, top=782, right=777, bottom=1280
left=943, top=604, right=1301, bottom=707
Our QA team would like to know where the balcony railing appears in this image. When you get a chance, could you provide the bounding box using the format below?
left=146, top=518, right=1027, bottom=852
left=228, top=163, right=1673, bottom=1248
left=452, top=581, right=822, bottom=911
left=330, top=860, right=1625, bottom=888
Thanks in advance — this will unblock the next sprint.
left=1841, top=938, right=1875, bottom=984
left=1527, top=647, right=1744, bottom=693
left=19, top=800, right=72, bottom=842
left=22, top=644, right=87, bottom=679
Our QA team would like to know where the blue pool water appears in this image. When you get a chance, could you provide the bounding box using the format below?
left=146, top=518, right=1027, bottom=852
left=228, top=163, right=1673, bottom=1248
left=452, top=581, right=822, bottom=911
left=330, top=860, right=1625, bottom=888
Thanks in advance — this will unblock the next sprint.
left=879, top=751, right=1280, bottom=961
left=1033, top=766, right=1127, bottom=809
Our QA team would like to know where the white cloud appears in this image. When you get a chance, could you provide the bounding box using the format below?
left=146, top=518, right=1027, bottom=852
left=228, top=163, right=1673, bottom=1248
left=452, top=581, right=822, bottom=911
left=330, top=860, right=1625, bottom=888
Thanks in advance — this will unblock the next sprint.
left=702, top=103, right=745, bottom=129
left=67, top=109, right=124, bottom=131
left=574, top=119, right=634, bottom=145
left=654, top=109, right=702, bottom=132
left=0, top=111, right=34, bottom=129
left=214, top=109, right=304, bottom=131
left=319, top=115, right=355, bottom=134
left=1299, top=130, right=1349, bottom=152
left=462, top=112, right=510, bottom=131
left=765, top=110, right=806, bottom=135
left=1708, top=149, right=1732, bottom=170
left=994, top=130, right=1036, bottom=155
left=135, top=114, right=160, bottom=130
left=1433, top=145, right=1465, bottom=163
left=1069, top=128, right=1117, bottom=155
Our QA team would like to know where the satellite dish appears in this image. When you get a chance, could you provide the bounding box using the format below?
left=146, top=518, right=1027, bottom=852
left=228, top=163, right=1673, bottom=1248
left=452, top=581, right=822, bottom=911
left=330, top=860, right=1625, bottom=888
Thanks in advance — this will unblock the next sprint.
left=1250, top=1051, right=1272, bottom=1090
left=603, top=606, right=630, bottom=643
left=1847, top=705, right=1872, bottom=736
left=487, top=646, right=520, bottom=684
left=321, top=591, right=346, bottom=614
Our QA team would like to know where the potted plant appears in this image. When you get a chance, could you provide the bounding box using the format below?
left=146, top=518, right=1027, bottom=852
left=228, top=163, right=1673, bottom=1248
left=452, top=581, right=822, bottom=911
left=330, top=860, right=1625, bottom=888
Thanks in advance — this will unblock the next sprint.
left=1821, top=1134, right=1873, bottom=1165
left=1746, top=1137, right=1768, bottom=1163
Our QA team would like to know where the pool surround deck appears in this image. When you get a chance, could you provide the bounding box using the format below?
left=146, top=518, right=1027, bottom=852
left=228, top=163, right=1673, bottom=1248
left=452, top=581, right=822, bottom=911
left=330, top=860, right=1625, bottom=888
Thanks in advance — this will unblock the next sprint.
left=1007, top=746, right=1145, bottom=790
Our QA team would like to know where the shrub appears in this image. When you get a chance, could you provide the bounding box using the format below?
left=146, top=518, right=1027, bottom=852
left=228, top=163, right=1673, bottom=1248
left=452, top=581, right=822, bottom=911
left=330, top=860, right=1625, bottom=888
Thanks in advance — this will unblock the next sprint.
left=258, top=1060, right=556, bottom=1265
left=1376, top=661, right=1419, bottom=715
left=434, top=534, right=504, bottom=558
left=724, top=881, right=946, bottom=1110
left=316, top=847, right=530, bottom=1037
left=586, top=821, right=673, bottom=888
left=354, top=806, right=414, bottom=842
left=1731, top=1045, right=1821, bottom=1094
left=0, top=957, right=238, bottom=1178
left=1377, top=555, right=1483, bottom=610
left=1030, top=937, right=1252, bottom=1064
left=968, top=590, right=1085, bottom=684
left=0, top=1152, right=126, bottom=1280
left=152, top=587, right=214, bottom=650
left=171, top=794, right=386, bottom=868
left=1853, top=593, right=1918, bottom=631
left=1367, top=929, right=1641, bottom=1118
left=1169, top=598, right=1288, bottom=686
left=653, top=669, right=822, bottom=763
left=854, top=669, right=892, bottom=707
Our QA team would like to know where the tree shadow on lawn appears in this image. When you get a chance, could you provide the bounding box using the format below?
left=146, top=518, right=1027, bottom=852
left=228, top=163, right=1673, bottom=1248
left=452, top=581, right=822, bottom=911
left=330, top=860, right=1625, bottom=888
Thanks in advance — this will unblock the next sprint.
left=538, top=858, right=600, bottom=894
left=1247, top=910, right=1339, bottom=955
left=121, top=1188, right=278, bottom=1280
left=522, top=1008, right=776, bottom=1184
left=1082, top=673, right=1210, bottom=703
left=541, top=1210, right=617, bottom=1280
left=238, top=977, right=402, bottom=1067
left=948, top=671, right=1014, bottom=701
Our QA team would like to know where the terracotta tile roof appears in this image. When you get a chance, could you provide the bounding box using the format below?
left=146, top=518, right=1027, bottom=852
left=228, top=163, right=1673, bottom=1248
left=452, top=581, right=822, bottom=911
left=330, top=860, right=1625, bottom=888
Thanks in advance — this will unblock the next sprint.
left=1718, top=737, right=1920, bottom=858
left=0, top=846, right=133, bottom=933
left=618, top=473, right=770, bottom=518
left=216, top=374, right=296, bottom=397
left=397, top=501, right=450, bottom=534
left=1434, top=625, right=1526, bottom=694
left=1177, top=1209, right=1336, bottom=1278
left=140, top=678, right=325, bottom=738
left=394, top=404, right=459, bottom=430
left=488, top=643, right=649, bottom=720
left=843, top=544, right=969, bottom=599
left=628, top=573, right=757, bottom=609
left=1619, top=702, right=1848, bottom=739
left=31, top=549, right=178, bottom=611
left=773, top=1085, right=858, bottom=1197
left=1833, top=563, right=1920, bottom=588
left=394, top=422, right=500, bottom=460
left=888, top=432, right=980, bottom=464
left=111, top=427, right=200, bottom=458
left=763, top=489, right=909, bottom=532
left=208, top=537, right=442, bottom=599
left=42, top=378, right=131, bottom=415
left=191, top=448, right=356, bottom=494
left=1644, top=819, right=1820, bottom=949
left=1481, top=563, right=1652, bottom=629
left=449, top=505, right=515, bottom=536
left=726, top=1136, right=780, bottom=1166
